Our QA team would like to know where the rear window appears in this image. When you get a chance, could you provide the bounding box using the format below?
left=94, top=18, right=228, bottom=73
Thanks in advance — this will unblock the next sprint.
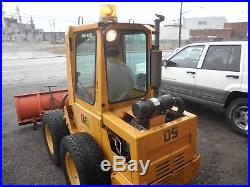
left=202, top=45, right=241, bottom=72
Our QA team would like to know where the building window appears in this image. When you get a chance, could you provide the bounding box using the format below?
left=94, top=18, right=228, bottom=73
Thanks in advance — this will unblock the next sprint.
left=198, top=21, right=207, bottom=25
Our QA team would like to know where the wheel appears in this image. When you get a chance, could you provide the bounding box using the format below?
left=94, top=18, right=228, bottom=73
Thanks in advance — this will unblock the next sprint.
left=60, top=133, right=110, bottom=184
left=226, top=98, right=248, bottom=136
left=42, top=109, right=69, bottom=165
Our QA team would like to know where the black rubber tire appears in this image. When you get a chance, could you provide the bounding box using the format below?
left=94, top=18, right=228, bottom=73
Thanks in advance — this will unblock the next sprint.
left=226, top=98, right=248, bottom=136
left=60, top=133, right=110, bottom=184
left=42, top=109, right=69, bottom=166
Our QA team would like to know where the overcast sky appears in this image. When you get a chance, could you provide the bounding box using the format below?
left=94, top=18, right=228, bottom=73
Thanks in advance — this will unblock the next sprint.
left=3, top=2, right=248, bottom=32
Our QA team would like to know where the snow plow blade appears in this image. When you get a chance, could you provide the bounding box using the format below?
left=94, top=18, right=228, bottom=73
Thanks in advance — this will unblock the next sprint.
left=14, top=89, right=68, bottom=126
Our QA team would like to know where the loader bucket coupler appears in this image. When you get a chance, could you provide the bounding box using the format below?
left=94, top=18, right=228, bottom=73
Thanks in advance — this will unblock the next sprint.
left=14, top=89, right=68, bottom=126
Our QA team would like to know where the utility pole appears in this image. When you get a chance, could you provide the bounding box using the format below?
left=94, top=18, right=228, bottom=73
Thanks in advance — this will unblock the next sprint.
left=16, top=6, right=22, bottom=24
left=49, top=20, right=53, bottom=44
left=30, top=16, right=34, bottom=29
left=178, top=2, right=183, bottom=47
left=16, top=6, right=22, bottom=34
left=53, top=19, right=56, bottom=45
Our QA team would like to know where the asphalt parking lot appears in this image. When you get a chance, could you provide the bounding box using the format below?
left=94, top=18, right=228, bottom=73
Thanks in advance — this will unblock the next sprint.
left=2, top=43, right=248, bottom=184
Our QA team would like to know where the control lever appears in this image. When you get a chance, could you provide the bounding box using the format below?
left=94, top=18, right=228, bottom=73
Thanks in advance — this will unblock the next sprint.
left=45, top=85, right=57, bottom=109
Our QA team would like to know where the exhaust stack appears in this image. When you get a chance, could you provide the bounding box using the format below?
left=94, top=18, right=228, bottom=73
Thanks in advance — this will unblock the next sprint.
left=150, top=14, right=165, bottom=96
left=154, top=14, right=165, bottom=50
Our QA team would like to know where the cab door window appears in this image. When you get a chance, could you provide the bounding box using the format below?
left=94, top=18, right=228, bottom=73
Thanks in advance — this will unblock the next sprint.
left=169, top=45, right=204, bottom=68
left=75, top=31, right=96, bottom=105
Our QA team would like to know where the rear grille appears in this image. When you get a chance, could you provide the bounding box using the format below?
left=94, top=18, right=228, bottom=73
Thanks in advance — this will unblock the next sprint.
left=173, top=153, right=185, bottom=170
left=156, top=160, right=170, bottom=177
left=150, top=152, right=185, bottom=184
left=149, top=160, right=170, bottom=184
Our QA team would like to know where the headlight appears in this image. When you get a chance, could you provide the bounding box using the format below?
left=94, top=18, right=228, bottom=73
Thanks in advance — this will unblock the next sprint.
left=106, top=29, right=117, bottom=42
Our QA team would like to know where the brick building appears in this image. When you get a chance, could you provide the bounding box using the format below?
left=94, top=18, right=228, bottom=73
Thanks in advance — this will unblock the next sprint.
left=190, top=22, right=247, bottom=42
left=224, top=22, right=248, bottom=39
left=190, top=29, right=233, bottom=41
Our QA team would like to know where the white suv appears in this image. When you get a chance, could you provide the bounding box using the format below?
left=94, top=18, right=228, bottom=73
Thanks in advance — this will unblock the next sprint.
left=161, top=41, right=248, bottom=136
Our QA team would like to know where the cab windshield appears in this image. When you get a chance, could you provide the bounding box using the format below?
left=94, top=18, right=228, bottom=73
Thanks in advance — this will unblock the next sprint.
left=105, top=30, right=147, bottom=103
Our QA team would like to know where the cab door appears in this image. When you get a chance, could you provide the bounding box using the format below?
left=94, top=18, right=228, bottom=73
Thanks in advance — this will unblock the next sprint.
left=69, top=28, right=103, bottom=146
left=161, top=45, right=205, bottom=98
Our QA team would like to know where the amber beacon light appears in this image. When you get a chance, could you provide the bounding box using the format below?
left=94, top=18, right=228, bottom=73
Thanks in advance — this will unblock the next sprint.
left=99, top=4, right=118, bottom=22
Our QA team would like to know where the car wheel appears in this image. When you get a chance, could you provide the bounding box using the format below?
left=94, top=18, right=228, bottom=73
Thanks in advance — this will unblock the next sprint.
left=226, top=98, right=248, bottom=136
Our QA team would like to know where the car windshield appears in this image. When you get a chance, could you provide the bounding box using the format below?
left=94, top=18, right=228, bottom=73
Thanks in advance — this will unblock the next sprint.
left=105, top=30, right=147, bottom=103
